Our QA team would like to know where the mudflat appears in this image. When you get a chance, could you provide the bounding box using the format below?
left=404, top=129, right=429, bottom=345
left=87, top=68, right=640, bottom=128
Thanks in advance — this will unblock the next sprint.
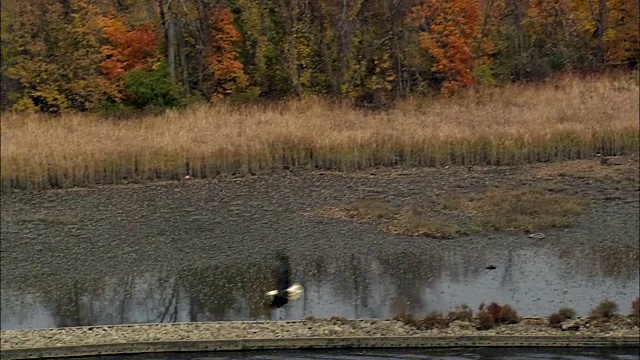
left=1, top=156, right=638, bottom=328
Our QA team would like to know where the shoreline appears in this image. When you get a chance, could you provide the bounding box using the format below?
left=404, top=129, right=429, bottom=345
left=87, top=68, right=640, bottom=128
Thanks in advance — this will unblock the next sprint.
left=2, top=318, right=639, bottom=359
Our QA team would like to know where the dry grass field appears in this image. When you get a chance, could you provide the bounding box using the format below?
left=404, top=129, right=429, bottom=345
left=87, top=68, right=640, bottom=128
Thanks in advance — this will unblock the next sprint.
left=1, top=73, right=638, bottom=190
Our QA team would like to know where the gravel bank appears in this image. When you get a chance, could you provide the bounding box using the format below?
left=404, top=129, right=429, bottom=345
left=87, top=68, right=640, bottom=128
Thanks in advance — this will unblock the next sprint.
left=3, top=317, right=639, bottom=349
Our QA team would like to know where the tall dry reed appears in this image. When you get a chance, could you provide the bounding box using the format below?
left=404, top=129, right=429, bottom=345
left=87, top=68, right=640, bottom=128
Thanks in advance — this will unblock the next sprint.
left=1, top=74, right=638, bottom=190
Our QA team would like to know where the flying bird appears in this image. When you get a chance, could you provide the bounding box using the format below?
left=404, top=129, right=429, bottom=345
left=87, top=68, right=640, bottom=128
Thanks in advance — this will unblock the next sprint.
left=266, top=253, right=304, bottom=309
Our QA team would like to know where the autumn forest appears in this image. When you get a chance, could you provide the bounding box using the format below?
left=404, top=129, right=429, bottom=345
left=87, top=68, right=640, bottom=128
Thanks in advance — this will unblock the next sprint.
left=1, top=0, right=638, bottom=112
left=0, top=0, right=639, bottom=190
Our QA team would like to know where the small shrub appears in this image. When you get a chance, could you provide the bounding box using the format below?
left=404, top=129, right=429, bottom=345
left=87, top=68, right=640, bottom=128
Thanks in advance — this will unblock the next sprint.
left=394, top=313, right=419, bottom=328
left=590, top=300, right=619, bottom=320
left=486, top=302, right=502, bottom=322
left=548, top=307, right=576, bottom=328
left=395, top=311, right=450, bottom=330
left=499, top=304, right=521, bottom=324
left=123, top=63, right=183, bottom=109
left=329, top=316, right=348, bottom=324
left=476, top=310, right=496, bottom=330
left=418, top=311, right=449, bottom=330
left=448, top=304, right=474, bottom=322
left=548, top=312, right=567, bottom=328
left=557, top=307, right=576, bottom=320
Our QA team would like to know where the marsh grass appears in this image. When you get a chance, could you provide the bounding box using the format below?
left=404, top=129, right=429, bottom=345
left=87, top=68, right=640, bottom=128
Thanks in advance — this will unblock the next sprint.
left=1, top=74, right=638, bottom=190
left=352, top=198, right=396, bottom=220
left=463, top=188, right=586, bottom=232
left=387, top=205, right=468, bottom=239
left=531, top=156, right=639, bottom=180
left=311, top=188, right=586, bottom=238
left=12, top=214, right=79, bottom=226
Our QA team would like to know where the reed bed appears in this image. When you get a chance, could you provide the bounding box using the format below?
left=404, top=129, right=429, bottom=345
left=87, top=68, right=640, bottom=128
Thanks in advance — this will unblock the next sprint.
left=1, top=74, right=638, bottom=191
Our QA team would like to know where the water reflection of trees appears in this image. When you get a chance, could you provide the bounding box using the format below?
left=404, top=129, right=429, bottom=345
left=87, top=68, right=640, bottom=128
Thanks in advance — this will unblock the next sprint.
left=10, top=242, right=639, bottom=328
left=36, top=276, right=107, bottom=327
left=178, top=259, right=273, bottom=321
left=556, top=243, right=639, bottom=281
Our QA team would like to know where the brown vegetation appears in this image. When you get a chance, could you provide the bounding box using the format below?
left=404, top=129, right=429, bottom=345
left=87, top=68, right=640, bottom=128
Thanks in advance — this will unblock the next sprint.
left=394, top=311, right=456, bottom=330
left=447, top=304, right=474, bottom=322
left=1, top=75, right=638, bottom=191
left=631, top=298, right=639, bottom=325
left=548, top=307, right=577, bottom=328
left=531, top=156, right=639, bottom=181
left=590, top=300, right=619, bottom=321
left=462, top=188, right=586, bottom=232
left=395, top=303, right=557, bottom=331
left=311, top=187, right=587, bottom=239
left=388, top=206, right=466, bottom=239
left=476, top=311, right=496, bottom=330
left=476, top=302, right=521, bottom=330
left=558, top=307, right=577, bottom=320
left=548, top=312, right=567, bottom=328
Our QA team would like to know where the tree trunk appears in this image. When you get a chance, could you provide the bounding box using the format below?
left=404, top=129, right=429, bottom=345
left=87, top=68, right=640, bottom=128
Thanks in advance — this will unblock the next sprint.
left=177, top=0, right=190, bottom=96
left=196, top=0, right=207, bottom=93
left=166, top=0, right=177, bottom=82
left=337, top=0, right=350, bottom=97
left=596, top=0, right=607, bottom=66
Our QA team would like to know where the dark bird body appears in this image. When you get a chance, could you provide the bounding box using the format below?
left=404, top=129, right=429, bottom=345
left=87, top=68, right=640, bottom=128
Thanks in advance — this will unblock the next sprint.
left=266, top=253, right=303, bottom=308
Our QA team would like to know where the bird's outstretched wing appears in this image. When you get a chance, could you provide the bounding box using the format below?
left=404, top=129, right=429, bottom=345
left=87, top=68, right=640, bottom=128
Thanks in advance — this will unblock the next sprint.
left=274, top=252, right=292, bottom=291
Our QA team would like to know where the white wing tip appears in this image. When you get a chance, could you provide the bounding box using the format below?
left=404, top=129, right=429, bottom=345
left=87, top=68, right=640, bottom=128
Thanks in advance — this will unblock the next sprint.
left=286, top=283, right=304, bottom=300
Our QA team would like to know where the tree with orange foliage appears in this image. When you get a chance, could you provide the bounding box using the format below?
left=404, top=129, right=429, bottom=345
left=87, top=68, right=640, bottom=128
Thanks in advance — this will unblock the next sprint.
left=409, top=0, right=480, bottom=95
left=100, top=16, right=159, bottom=80
left=206, top=7, right=248, bottom=98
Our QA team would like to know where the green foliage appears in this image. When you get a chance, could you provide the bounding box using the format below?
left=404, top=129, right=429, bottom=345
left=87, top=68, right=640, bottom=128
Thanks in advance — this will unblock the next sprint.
left=472, top=61, right=497, bottom=86
left=122, top=63, right=182, bottom=109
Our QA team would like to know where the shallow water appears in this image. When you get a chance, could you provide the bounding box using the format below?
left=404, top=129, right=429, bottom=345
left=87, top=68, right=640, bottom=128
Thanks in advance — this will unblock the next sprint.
left=1, top=172, right=639, bottom=330
left=1, top=239, right=638, bottom=329
left=74, top=348, right=640, bottom=360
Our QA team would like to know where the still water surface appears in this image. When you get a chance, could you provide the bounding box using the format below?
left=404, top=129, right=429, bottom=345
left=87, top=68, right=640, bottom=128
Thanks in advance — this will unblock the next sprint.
left=2, top=241, right=638, bottom=330
left=1, top=175, right=639, bottom=330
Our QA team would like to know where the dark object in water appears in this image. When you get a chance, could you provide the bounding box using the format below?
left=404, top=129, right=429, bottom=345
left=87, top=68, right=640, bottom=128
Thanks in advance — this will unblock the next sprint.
left=266, top=253, right=304, bottom=308
left=486, top=265, right=497, bottom=270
